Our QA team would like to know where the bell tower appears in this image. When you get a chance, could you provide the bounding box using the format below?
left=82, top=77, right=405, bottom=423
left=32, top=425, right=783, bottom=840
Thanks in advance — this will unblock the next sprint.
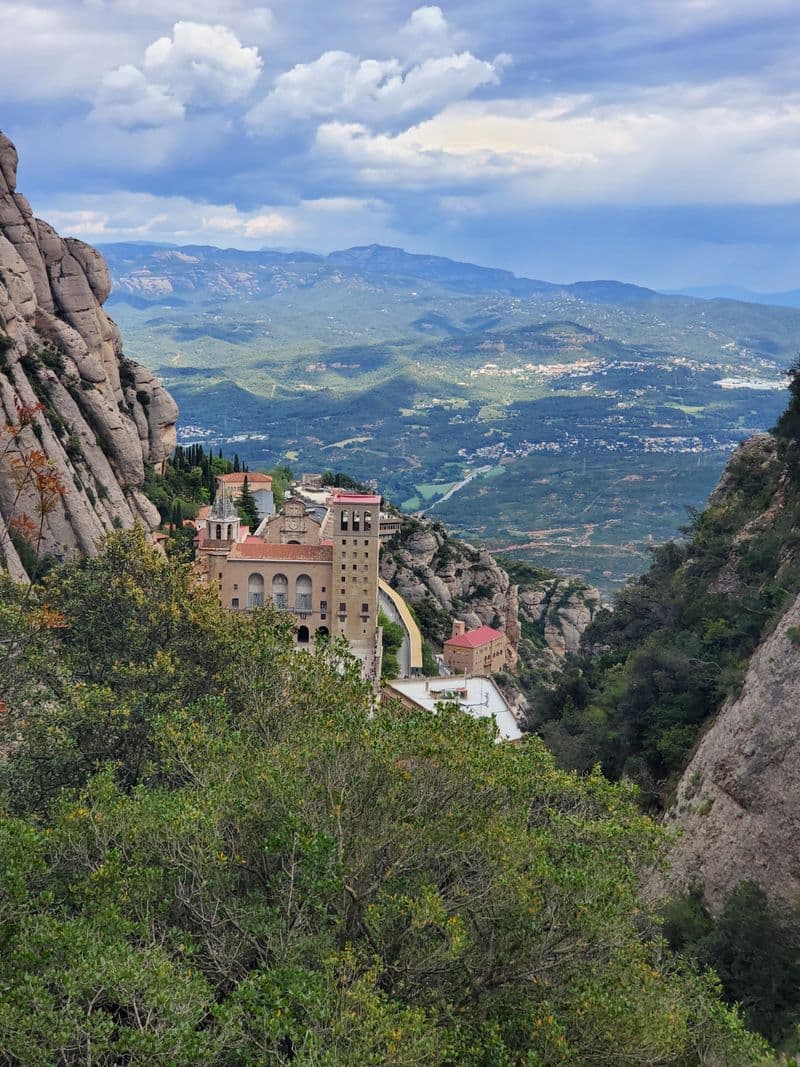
left=329, top=491, right=381, bottom=643
left=207, top=482, right=240, bottom=547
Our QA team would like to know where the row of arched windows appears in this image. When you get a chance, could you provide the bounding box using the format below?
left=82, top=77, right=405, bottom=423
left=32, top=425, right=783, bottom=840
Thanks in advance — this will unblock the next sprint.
left=339, top=510, right=373, bottom=532
left=247, top=573, right=313, bottom=610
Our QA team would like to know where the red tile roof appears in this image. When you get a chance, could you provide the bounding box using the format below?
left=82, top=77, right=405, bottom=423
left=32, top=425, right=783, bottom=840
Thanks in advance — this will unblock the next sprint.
left=444, top=625, right=505, bottom=649
left=217, top=472, right=273, bottom=486
left=228, top=542, right=333, bottom=562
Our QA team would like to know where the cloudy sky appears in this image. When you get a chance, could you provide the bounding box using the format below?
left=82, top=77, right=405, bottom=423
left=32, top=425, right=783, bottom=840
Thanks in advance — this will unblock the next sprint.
left=3, top=0, right=800, bottom=289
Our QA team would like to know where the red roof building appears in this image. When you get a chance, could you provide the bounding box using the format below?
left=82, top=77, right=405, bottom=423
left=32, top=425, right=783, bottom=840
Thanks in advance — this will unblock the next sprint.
left=443, top=621, right=508, bottom=677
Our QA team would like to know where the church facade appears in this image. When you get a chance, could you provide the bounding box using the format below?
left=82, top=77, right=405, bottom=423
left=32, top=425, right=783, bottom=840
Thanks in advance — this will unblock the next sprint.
left=198, top=486, right=383, bottom=681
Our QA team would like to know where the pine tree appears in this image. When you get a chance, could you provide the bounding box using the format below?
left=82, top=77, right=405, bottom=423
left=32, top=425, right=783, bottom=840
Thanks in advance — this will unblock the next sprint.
left=237, top=475, right=259, bottom=530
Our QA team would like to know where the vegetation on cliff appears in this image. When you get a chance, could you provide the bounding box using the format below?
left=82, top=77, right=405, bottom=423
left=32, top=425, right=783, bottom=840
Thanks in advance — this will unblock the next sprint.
left=532, top=364, right=800, bottom=801
left=0, top=531, right=770, bottom=1065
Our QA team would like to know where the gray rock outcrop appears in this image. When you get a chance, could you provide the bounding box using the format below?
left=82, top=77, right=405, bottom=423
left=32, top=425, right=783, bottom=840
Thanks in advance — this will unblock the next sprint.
left=0, top=131, right=177, bottom=573
left=380, top=516, right=601, bottom=682
left=656, top=589, right=800, bottom=914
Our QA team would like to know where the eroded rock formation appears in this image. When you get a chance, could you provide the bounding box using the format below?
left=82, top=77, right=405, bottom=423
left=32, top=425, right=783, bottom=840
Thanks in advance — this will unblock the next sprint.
left=0, top=132, right=176, bottom=575
left=379, top=515, right=600, bottom=680
left=656, top=589, right=800, bottom=914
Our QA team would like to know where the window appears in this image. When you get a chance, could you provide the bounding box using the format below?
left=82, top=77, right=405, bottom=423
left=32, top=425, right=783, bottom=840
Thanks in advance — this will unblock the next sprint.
left=339, top=602, right=346, bottom=613
left=248, top=573, right=265, bottom=608
left=271, top=573, right=288, bottom=609
left=340, top=510, right=349, bottom=531
left=341, top=564, right=346, bottom=571
left=341, top=538, right=346, bottom=545
left=215, top=524, right=222, bottom=539
left=321, top=586, right=326, bottom=592
left=320, top=600, right=328, bottom=611
left=233, top=583, right=238, bottom=590
left=218, top=572, right=222, bottom=579
left=352, top=512, right=360, bottom=531
left=231, top=597, right=239, bottom=609
left=295, top=574, right=312, bottom=612
left=364, top=511, right=372, bottom=532
left=297, top=625, right=310, bottom=644
left=364, top=539, right=369, bottom=546
left=353, top=564, right=357, bottom=571
left=361, top=603, right=369, bottom=614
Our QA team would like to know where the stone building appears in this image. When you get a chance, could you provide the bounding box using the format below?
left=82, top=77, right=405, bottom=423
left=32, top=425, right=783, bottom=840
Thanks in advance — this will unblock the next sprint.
left=443, top=620, right=508, bottom=677
left=199, top=486, right=383, bottom=681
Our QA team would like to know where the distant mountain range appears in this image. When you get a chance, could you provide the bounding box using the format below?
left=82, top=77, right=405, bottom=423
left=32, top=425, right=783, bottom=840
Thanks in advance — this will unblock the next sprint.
left=100, top=241, right=672, bottom=308
left=673, top=285, right=800, bottom=308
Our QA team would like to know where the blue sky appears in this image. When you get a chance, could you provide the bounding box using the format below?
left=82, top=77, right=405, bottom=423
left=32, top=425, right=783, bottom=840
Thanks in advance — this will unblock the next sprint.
left=3, top=0, right=800, bottom=289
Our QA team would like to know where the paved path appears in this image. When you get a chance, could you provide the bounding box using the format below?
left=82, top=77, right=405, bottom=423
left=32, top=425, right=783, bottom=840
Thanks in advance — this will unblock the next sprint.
left=378, top=579, right=423, bottom=675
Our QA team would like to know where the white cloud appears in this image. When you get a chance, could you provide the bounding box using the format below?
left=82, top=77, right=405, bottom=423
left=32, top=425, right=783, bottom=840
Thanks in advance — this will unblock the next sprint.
left=0, top=1, right=137, bottom=98
left=312, top=84, right=800, bottom=205
left=246, top=5, right=506, bottom=133
left=91, top=64, right=185, bottom=129
left=396, top=6, right=460, bottom=60
left=92, top=19, right=262, bottom=127
left=39, top=190, right=397, bottom=250
left=143, top=20, right=263, bottom=106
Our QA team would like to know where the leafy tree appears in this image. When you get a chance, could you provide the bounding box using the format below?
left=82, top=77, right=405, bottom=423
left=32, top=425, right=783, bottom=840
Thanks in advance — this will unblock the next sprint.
left=0, top=538, right=775, bottom=1064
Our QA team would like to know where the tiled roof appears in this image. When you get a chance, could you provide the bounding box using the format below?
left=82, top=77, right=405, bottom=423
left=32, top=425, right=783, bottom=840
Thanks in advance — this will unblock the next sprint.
left=228, top=541, right=333, bottom=562
left=444, top=625, right=505, bottom=649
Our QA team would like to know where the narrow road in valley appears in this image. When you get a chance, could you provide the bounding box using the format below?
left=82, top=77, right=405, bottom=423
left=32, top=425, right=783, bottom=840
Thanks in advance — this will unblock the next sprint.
left=419, top=464, right=493, bottom=515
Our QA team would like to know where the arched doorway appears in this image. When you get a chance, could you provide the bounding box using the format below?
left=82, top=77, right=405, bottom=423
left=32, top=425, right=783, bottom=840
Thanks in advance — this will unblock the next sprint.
left=316, top=626, right=330, bottom=640
left=297, top=625, right=310, bottom=644
left=271, top=573, right=288, bottom=609
left=247, top=573, right=264, bottom=608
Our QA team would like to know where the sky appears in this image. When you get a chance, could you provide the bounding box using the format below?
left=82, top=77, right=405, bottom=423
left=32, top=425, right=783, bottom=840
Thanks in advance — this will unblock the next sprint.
left=3, top=0, right=800, bottom=290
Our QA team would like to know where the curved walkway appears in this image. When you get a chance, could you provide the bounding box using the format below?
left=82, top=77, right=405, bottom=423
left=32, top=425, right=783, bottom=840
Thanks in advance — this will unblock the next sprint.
left=378, top=579, right=424, bottom=674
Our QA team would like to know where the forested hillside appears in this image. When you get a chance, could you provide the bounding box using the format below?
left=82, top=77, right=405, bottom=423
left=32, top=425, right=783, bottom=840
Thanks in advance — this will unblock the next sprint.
left=532, top=362, right=800, bottom=803
left=0, top=531, right=770, bottom=1065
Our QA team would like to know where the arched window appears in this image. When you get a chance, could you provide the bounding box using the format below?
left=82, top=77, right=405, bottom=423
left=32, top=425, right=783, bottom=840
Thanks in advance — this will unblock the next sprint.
left=364, top=510, right=372, bottom=532
left=215, top=523, right=222, bottom=540
left=248, top=572, right=265, bottom=608
left=271, top=573, right=288, bottom=609
left=295, top=573, right=312, bottom=612
left=297, top=624, right=310, bottom=644
left=226, top=523, right=233, bottom=540
left=340, top=509, right=349, bottom=531
left=316, top=626, right=329, bottom=640
left=352, top=511, right=360, bottom=531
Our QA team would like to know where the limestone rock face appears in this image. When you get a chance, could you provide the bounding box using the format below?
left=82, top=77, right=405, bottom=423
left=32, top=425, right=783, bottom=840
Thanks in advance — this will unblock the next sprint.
left=656, top=590, right=800, bottom=915
left=519, top=582, right=602, bottom=670
left=380, top=519, right=521, bottom=662
left=379, top=516, right=600, bottom=683
left=0, top=131, right=177, bottom=574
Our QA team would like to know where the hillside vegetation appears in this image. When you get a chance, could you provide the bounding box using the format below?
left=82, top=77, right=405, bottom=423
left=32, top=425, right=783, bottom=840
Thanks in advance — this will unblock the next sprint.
left=533, top=361, right=800, bottom=801
left=0, top=531, right=770, bottom=1065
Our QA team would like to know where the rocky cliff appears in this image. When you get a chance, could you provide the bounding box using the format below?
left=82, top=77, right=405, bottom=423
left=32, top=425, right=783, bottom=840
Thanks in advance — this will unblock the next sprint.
left=656, top=588, right=800, bottom=914
left=0, top=132, right=176, bottom=577
left=379, top=515, right=601, bottom=680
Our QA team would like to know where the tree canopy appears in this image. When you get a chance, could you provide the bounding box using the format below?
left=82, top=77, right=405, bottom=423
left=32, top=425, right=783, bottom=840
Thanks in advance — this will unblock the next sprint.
left=0, top=532, right=773, bottom=1065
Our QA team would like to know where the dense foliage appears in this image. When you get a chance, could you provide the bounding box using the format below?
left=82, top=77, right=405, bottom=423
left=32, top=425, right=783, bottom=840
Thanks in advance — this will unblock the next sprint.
left=0, top=532, right=771, bottom=1065
left=663, top=884, right=800, bottom=1047
left=531, top=372, right=800, bottom=800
